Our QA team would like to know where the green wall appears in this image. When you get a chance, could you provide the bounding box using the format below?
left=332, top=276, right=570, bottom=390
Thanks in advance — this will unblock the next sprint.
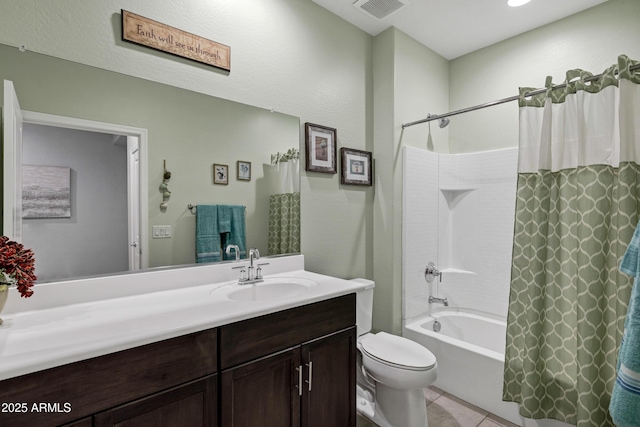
left=449, top=0, right=640, bottom=153
left=372, top=28, right=449, bottom=333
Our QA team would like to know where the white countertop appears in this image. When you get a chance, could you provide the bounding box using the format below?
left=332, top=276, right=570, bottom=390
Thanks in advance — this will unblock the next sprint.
left=0, top=255, right=367, bottom=381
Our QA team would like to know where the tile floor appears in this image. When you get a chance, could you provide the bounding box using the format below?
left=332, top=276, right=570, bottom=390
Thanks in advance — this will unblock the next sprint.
left=356, top=386, right=520, bottom=427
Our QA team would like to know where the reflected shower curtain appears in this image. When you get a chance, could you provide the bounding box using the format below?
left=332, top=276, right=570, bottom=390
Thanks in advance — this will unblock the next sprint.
left=503, top=55, right=640, bottom=426
left=268, top=149, right=300, bottom=255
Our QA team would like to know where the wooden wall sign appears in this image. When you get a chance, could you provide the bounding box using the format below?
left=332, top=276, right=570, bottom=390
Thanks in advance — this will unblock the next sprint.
left=122, top=10, right=231, bottom=71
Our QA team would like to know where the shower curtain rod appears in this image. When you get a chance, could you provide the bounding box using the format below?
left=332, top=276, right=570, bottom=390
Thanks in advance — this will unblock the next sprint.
left=402, top=63, right=640, bottom=129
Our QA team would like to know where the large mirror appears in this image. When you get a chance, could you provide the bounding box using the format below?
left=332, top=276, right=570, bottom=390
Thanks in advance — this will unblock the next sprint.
left=1, top=43, right=301, bottom=283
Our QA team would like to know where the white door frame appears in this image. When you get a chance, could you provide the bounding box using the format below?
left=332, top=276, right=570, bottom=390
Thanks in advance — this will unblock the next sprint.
left=127, top=136, right=141, bottom=270
left=3, top=80, right=24, bottom=242
left=7, top=110, right=149, bottom=270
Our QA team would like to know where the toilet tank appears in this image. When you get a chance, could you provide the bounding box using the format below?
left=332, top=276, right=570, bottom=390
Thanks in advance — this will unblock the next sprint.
left=349, top=278, right=375, bottom=336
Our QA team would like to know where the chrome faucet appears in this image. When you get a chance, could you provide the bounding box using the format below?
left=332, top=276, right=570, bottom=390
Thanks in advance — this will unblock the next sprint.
left=225, top=244, right=240, bottom=260
left=429, top=296, right=449, bottom=306
left=233, top=248, right=269, bottom=284
left=248, top=248, right=260, bottom=281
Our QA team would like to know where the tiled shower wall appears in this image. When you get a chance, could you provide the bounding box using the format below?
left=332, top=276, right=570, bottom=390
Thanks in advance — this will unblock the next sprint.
left=402, top=146, right=518, bottom=322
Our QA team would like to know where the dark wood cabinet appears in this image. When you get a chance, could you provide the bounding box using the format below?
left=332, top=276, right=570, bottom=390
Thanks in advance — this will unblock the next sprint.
left=0, top=329, right=217, bottom=427
left=0, top=292, right=356, bottom=427
left=221, top=348, right=301, bottom=427
left=302, top=328, right=356, bottom=427
left=95, top=375, right=217, bottom=427
left=219, top=294, right=357, bottom=427
left=221, top=328, right=356, bottom=427
left=60, top=417, right=92, bottom=427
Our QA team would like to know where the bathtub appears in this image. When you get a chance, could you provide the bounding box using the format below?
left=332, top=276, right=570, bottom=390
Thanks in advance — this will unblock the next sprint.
left=404, top=311, right=521, bottom=425
left=404, top=311, right=575, bottom=427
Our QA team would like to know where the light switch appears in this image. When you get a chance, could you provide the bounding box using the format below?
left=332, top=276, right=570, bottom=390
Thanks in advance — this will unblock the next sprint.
left=152, top=225, right=172, bottom=239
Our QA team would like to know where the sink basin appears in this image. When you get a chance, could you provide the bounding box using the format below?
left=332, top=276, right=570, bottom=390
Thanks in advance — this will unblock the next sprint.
left=225, top=278, right=318, bottom=302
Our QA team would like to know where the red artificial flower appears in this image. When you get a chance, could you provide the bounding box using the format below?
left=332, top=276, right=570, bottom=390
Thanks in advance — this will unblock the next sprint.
left=0, top=236, right=37, bottom=298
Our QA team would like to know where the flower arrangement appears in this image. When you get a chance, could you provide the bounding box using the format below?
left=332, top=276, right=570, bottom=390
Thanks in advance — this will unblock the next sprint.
left=0, top=236, right=36, bottom=298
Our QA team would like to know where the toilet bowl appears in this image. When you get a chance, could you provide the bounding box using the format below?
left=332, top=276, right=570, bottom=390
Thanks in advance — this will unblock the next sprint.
left=351, top=279, right=438, bottom=427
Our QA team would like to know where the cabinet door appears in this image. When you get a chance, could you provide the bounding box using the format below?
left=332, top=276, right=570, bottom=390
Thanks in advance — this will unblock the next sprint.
left=60, top=417, right=92, bottom=427
left=301, top=327, right=356, bottom=427
left=94, top=375, right=217, bottom=427
left=221, top=347, right=301, bottom=427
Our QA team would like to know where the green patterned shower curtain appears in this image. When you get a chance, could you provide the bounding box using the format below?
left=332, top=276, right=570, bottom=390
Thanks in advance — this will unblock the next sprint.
left=267, top=149, right=300, bottom=255
left=268, top=192, right=300, bottom=255
left=503, top=55, right=640, bottom=426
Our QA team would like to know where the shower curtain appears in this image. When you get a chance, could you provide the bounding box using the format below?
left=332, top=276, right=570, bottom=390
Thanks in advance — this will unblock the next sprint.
left=503, top=55, right=640, bottom=426
left=267, top=149, right=300, bottom=255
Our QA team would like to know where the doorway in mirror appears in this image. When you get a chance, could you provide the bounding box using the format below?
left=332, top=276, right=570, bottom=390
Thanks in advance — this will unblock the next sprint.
left=2, top=83, right=149, bottom=282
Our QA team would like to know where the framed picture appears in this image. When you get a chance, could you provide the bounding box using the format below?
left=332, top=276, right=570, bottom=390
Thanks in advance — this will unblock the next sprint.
left=305, top=122, right=337, bottom=174
left=22, top=165, right=72, bottom=218
left=340, top=148, right=373, bottom=186
left=237, top=160, right=251, bottom=181
left=213, top=163, right=229, bottom=185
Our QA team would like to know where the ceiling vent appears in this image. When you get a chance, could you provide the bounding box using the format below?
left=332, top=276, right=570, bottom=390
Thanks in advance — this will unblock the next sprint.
left=353, top=0, right=408, bottom=20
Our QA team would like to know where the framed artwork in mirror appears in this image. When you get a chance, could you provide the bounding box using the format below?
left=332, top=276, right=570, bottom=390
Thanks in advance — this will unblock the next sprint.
left=22, top=165, right=72, bottom=218
left=237, top=160, right=251, bottom=181
left=305, top=122, right=337, bottom=174
left=213, top=163, right=228, bottom=185
left=340, top=148, right=373, bottom=186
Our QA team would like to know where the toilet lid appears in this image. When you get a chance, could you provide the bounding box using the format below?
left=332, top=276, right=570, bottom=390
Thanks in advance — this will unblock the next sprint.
left=360, top=332, right=436, bottom=370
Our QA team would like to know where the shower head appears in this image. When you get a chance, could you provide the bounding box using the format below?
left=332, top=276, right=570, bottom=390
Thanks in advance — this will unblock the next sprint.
left=427, top=113, right=450, bottom=129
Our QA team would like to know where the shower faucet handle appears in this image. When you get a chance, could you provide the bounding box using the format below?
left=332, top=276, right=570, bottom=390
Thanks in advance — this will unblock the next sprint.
left=424, top=262, right=442, bottom=283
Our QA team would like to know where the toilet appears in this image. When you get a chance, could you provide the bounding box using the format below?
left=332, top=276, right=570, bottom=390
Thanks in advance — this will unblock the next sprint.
left=351, top=278, right=437, bottom=427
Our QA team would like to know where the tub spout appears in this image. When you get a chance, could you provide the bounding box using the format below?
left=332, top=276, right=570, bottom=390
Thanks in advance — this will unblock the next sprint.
left=429, top=296, right=448, bottom=306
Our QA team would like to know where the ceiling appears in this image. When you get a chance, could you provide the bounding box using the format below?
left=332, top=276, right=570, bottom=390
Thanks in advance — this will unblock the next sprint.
left=311, top=0, right=609, bottom=59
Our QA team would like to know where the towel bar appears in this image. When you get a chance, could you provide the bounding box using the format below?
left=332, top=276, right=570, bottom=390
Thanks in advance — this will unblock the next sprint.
left=187, top=203, right=246, bottom=214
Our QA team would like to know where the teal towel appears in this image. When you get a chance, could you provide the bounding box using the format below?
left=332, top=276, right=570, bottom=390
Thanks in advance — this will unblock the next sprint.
left=218, top=205, right=232, bottom=234
left=610, top=222, right=640, bottom=427
left=195, top=205, right=221, bottom=263
left=218, top=205, right=246, bottom=260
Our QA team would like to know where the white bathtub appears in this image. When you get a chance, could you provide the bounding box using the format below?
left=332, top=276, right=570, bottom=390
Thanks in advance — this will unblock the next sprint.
left=403, top=311, right=573, bottom=427
left=404, top=311, right=521, bottom=424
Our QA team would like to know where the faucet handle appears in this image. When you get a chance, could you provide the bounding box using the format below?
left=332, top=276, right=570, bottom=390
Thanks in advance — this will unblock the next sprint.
left=232, top=265, right=247, bottom=281
left=424, top=262, right=442, bottom=283
left=256, top=262, right=270, bottom=279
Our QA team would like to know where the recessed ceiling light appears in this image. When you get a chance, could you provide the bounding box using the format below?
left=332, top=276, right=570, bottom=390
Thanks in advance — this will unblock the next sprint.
left=508, top=0, right=531, bottom=7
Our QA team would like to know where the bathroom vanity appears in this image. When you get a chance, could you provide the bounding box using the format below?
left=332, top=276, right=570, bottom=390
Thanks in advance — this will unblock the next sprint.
left=219, top=294, right=355, bottom=427
left=0, top=255, right=361, bottom=427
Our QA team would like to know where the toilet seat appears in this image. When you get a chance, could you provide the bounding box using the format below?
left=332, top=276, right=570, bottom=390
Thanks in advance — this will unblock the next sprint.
left=360, top=332, right=436, bottom=371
